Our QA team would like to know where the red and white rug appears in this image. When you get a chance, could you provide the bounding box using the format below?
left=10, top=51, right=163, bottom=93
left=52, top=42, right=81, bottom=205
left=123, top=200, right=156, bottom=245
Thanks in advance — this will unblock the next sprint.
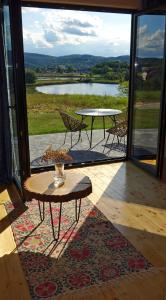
left=6, top=198, right=153, bottom=299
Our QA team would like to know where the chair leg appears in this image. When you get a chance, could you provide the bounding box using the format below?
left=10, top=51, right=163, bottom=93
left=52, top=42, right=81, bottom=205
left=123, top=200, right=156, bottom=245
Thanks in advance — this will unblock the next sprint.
left=111, top=134, right=116, bottom=149
left=64, top=131, right=67, bottom=145
left=85, top=130, right=90, bottom=147
left=117, top=135, right=120, bottom=144
left=106, top=134, right=116, bottom=154
left=71, top=132, right=73, bottom=148
left=78, top=130, right=81, bottom=142
left=71, top=131, right=83, bottom=148
left=104, top=133, right=110, bottom=153
left=124, top=135, right=127, bottom=153
left=123, top=136, right=125, bottom=153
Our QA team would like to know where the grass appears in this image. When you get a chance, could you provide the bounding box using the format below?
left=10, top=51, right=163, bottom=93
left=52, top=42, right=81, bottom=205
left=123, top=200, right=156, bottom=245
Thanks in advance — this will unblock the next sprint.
left=136, top=90, right=161, bottom=102
left=27, top=86, right=128, bottom=135
left=32, top=77, right=119, bottom=87
left=133, top=108, right=160, bottom=129
left=27, top=83, right=160, bottom=135
left=35, top=79, right=78, bottom=86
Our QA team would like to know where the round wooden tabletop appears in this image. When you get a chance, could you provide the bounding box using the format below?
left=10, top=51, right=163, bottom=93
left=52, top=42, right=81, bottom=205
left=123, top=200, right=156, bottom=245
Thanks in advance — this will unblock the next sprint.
left=23, top=170, right=92, bottom=203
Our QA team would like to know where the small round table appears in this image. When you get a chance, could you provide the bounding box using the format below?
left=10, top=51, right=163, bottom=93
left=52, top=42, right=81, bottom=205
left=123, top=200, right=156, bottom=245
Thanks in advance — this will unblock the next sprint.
left=75, top=108, right=122, bottom=147
left=23, top=170, right=92, bottom=240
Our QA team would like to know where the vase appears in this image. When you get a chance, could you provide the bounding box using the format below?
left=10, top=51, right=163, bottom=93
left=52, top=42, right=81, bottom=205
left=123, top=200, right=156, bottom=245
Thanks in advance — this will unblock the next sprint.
left=55, top=162, right=65, bottom=177
left=53, top=162, right=65, bottom=188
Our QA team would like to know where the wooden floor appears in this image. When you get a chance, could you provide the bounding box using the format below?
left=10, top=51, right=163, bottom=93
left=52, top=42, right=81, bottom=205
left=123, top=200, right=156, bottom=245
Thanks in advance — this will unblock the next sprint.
left=0, top=162, right=166, bottom=300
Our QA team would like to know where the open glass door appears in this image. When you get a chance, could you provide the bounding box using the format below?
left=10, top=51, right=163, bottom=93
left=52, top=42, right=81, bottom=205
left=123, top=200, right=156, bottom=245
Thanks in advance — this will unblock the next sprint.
left=1, top=0, right=30, bottom=187
left=129, top=14, right=166, bottom=175
left=2, top=0, right=21, bottom=185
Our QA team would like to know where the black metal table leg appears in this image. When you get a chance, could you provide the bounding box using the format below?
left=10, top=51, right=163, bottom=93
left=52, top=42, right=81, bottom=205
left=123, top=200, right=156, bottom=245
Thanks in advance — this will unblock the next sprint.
left=38, top=200, right=45, bottom=221
left=103, top=116, right=105, bottom=138
left=48, top=197, right=82, bottom=241
left=90, top=116, right=95, bottom=148
left=49, top=202, right=62, bottom=241
left=75, top=199, right=82, bottom=222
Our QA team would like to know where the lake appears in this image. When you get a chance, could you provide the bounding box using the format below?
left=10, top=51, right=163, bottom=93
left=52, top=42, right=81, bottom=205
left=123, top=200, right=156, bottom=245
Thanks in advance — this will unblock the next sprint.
left=36, top=83, right=121, bottom=96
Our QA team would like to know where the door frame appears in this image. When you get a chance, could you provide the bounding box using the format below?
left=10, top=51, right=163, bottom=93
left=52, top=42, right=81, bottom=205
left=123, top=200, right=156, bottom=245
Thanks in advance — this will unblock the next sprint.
left=20, top=2, right=132, bottom=173
left=4, top=2, right=166, bottom=178
left=127, top=12, right=166, bottom=177
left=0, top=5, right=12, bottom=184
left=1, top=0, right=30, bottom=184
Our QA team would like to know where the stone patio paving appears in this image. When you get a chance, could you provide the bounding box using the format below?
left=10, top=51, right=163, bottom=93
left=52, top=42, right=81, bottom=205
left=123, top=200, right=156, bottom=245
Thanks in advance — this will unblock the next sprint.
left=29, top=129, right=126, bottom=168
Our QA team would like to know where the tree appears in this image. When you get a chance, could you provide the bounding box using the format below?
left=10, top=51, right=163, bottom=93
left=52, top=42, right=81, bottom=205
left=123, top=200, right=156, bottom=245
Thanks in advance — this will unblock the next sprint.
left=35, top=67, right=41, bottom=74
left=119, top=81, right=129, bottom=96
left=25, top=69, right=37, bottom=84
left=104, top=69, right=113, bottom=80
left=83, top=73, right=93, bottom=82
left=66, top=64, right=75, bottom=73
left=56, top=65, right=63, bottom=74
left=91, top=61, right=129, bottom=81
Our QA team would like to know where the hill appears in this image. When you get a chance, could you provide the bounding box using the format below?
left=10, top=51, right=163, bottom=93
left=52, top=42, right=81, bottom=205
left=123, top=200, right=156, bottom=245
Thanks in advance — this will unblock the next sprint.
left=24, top=53, right=130, bottom=71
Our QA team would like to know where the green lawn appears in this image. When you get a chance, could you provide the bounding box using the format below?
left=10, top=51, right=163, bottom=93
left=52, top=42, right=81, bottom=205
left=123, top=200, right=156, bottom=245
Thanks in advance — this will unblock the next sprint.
left=136, top=90, right=161, bottom=102
left=27, top=84, right=160, bottom=135
left=133, top=108, right=160, bottom=129
left=27, top=86, right=128, bottom=135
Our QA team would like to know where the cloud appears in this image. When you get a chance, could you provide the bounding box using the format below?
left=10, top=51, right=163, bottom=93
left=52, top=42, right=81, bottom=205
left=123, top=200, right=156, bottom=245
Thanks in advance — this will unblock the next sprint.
left=138, top=28, right=164, bottom=55
left=22, top=8, right=131, bottom=56
left=148, top=29, right=164, bottom=48
left=23, top=29, right=53, bottom=48
left=44, top=30, right=59, bottom=43
left=64, top=19, right=93, bottom=28
left=106, top=36, right=130, bottom=50
left=63, top=26, right=97, bottom=36
left=40, top=9, right=100, bottom=40
left=138, top=24, right=148, bottom=35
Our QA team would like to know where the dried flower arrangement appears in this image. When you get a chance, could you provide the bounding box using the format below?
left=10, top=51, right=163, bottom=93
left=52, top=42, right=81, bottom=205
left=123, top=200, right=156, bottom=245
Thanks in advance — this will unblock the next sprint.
left=42, top=145, right=73, bottom=163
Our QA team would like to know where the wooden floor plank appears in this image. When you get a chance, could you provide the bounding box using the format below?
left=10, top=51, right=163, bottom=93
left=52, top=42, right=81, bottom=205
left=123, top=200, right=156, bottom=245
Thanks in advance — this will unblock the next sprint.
left=0, top=162, right=166, bottom=300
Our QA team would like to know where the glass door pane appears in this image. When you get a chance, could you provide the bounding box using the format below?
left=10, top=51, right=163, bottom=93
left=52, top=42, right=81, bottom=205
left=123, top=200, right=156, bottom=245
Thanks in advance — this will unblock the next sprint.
left=131, top=14, right=165, bottom=174
left=2, top=1, right=21, bottom=185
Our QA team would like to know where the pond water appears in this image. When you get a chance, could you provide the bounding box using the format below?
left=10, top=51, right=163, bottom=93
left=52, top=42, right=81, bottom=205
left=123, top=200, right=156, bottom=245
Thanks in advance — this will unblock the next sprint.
left=36, top=83, right=121, bottom=96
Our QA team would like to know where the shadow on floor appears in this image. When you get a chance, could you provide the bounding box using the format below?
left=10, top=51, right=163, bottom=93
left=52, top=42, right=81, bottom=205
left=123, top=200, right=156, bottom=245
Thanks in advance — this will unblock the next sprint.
left=31, top=149, right=109, bottom=167
left=104, top=142, right=127, bottom=153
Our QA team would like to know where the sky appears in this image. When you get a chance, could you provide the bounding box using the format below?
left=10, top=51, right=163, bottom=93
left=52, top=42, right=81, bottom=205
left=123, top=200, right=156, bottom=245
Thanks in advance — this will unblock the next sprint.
left=21, top=7, right=131, bottom=57
left=22, top=8, right=165, bottom=58
left=137, top=15, right=165, bottom=58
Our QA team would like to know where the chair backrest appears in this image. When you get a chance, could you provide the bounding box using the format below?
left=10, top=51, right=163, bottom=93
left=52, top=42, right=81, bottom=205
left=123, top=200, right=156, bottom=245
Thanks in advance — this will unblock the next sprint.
left=116, top=108, right=128, bottom=124
left=59, top=111, right=83, bottom=131
left=59, top=111, right=71, bottom=130
left=117, top=120, right=128, bottom=137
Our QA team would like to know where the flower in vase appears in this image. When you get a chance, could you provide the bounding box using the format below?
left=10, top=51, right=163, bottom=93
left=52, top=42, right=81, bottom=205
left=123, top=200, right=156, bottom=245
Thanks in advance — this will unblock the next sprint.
left=41, top=145, right=73, bottom=163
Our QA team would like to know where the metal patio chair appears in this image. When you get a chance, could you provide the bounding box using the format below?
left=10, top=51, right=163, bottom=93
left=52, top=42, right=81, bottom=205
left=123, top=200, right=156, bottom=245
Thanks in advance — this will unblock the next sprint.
left=104, top=119, right=128, bottom=152
left=58, top=110, right=90, bottom=148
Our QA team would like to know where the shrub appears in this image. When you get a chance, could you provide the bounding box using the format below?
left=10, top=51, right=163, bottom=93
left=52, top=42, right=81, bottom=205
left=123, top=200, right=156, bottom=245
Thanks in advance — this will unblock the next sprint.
left=25, top=69, right=37, bottom=84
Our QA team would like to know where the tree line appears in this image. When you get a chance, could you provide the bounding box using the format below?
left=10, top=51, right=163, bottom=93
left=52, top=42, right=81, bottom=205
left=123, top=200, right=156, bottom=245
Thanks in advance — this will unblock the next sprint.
left=25, top=60, right=130, bottom=84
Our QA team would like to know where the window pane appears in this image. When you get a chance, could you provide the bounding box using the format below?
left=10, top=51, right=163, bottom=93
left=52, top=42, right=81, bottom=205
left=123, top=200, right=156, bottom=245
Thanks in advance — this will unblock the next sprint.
left=131, top=15, right=165, bottom=173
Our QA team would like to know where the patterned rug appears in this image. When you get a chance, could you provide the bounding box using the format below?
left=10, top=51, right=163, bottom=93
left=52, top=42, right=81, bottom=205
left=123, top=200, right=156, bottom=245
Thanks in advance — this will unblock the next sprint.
left=6, top=198, right=153, bottom=299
